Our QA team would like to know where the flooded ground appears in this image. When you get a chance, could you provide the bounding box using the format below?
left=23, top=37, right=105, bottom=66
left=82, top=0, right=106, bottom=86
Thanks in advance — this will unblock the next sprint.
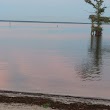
left=0, top=22, right=110, bottom=99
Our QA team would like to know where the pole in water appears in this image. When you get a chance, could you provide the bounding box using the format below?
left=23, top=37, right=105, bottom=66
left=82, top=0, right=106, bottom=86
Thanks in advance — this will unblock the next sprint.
left=9, top=22, right=11, bottom=27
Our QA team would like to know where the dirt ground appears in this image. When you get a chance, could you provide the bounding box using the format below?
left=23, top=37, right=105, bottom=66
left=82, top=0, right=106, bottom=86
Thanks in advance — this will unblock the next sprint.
left=0, top=90, right=110, bottom=110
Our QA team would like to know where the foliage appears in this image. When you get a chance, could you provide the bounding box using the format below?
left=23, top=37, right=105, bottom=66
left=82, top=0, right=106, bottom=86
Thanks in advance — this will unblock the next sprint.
left=85, top=0, right=106, bottom=15
left=85, top=0, right=109, bottom=36
left=42, top=103, right=50, bottom=108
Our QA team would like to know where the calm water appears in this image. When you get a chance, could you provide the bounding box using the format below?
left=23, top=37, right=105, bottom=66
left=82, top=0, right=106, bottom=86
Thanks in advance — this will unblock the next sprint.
left=0, top=22, right=110, bottom=99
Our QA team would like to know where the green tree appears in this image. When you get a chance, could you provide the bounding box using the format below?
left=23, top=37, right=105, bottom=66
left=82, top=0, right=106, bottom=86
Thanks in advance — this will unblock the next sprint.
left=85, top=0, right=106, bottom=24
left=85, top=0, right=107, bottom=36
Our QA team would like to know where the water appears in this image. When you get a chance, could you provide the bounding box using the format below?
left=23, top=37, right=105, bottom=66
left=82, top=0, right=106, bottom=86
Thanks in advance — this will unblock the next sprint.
left=0, top=22, right=110, bottom=99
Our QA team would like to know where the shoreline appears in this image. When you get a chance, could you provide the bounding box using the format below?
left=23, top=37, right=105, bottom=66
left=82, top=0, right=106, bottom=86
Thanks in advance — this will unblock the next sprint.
left=0, top=90, right=110, bottom=110
left=0, top=19, right=110, bottom=25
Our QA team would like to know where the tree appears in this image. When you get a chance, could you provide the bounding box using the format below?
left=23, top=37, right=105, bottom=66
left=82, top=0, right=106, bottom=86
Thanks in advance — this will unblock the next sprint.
left=85, top=0, right=106, bottom=22
left=85, top=0, right=108, bottom=36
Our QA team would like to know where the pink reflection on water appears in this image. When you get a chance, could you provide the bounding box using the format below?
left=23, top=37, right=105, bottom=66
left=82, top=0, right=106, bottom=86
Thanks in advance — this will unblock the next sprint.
left=0, top=62, right=9, bottom=88
left=0, top=49, right=109, bottom=99
left=0, top=22, right=110, bottom=99
left=9, top=49, right=77, bottom=86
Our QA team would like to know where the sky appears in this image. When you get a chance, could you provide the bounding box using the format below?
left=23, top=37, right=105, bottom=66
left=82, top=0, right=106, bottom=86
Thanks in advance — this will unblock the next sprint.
left=0, top=0, right=110, bottom=22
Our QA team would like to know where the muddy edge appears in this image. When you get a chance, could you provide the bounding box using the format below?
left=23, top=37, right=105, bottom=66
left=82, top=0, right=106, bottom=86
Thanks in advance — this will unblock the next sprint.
left=0, top=90, right=110, bottom=110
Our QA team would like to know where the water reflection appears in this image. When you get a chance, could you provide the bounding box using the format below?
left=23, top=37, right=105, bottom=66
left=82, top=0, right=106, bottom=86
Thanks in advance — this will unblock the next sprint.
left=89, top=35, right=102, bottom=65
left=0, top=23, right=110, bottom=98
left=77, top=35, right=103, bottom=81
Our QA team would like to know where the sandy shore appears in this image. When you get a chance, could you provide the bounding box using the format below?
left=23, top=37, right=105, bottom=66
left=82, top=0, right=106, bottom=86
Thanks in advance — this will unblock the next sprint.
left=0, top=90, right=110, bottom=110
left=0, top=103, right=56, bottom=110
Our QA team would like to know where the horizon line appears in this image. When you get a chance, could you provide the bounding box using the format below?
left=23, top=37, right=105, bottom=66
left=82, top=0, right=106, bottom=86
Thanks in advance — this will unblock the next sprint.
left=0, top=20, right=110, bottom=25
